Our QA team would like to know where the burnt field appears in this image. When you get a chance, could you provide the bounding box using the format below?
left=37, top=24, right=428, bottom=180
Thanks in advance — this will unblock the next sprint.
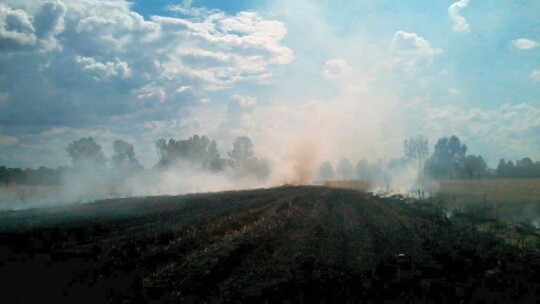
left=1, top=186, right=539, bottom=303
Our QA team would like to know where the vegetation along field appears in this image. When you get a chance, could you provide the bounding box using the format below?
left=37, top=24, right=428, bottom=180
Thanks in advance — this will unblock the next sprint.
left=1, top=186, right=540, bottom=303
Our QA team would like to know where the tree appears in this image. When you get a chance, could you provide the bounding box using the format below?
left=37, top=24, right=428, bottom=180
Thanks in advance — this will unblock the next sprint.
left=516, top=157, right=534, bottom=178
left=425, top=135, right=467, bottom=179
left=506, top=160, right=516, bottom=177
left=67, top=137, right=106, bottom=168
left=228, top=136, right=254, bottom=166
left=496, top=159, right=514, bottom=178
left=496, top=159, right=507, bottom=178
left=155, top=135, right=221, bottom=170
left=317, top=161, right=335, bottom=182
left=337, top=158, right=354, bottom=181
left=228, top=136, right=270, bottom=179
left=113, top=140, right=134, bottom=166
left=403, top=135, right=429, bottom=175
left=463, top=155, right=487, bottom=179
left=112, top=140, right=143, bottom=171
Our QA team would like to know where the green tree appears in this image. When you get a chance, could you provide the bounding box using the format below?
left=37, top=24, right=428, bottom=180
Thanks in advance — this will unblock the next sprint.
left=66, top=137, right=106, bottom=168
left=155, top=135, right=221, bottom=170
left=112, top=140, right=143, bottom=171
left=425, top=135, right=467, bottom=179
left=463, top=155, right=487, bottom=179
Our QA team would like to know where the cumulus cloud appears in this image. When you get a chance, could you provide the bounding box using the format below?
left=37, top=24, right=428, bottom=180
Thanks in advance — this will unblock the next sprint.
left=1, top=0, right=538, bottom=174
left=448, top=0, right=470, bottom=33
left=390, top=31, right=441, bottom=68
left=0, top=4, right=37, bottom=49
left=322, top=59, right=351, bottom=79
left=0, top=1, right=66, bottom=52
left=0, top=0, right=293, bottom=127
left=391, top=31, right=441, bottom=57
left=75, top=56, right=132, bottom=81
left=513, top=39, right=539, bottom=50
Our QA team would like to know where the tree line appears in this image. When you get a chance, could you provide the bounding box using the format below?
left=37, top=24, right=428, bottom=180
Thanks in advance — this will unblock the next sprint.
left=317, top=135, right=540, bottom=181
left=2, top=134, right=540, bottom=186
left=0, top=135, right=269, bottom=186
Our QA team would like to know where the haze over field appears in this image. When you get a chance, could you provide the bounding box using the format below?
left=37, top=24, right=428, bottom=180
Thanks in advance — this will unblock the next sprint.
left=0, top=0, right=539, bottom=207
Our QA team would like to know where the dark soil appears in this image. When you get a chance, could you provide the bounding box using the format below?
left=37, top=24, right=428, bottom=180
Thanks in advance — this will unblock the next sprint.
left=0, top=186, right=539, bottom=303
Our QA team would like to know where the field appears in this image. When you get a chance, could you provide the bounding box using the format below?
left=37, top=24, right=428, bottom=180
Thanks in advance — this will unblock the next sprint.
left=0, top=186, right=539, bottom=303
left=326, top=178, right=540, bottom=223
left=325, top=178, right=540, bottom=202
left=434, top=178, right=540, bottom=203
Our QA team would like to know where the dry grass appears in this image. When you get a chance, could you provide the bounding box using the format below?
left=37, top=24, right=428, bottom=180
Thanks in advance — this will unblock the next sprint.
left=432, top=179, right=540, bottom=203
left=323, top=180, right=374, bottom=192
left=325, top=179, right=540, bottom=203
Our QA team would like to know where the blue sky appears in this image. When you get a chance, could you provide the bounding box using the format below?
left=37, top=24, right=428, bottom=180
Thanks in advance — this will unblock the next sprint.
left=0, top=0, right=539, bottom=169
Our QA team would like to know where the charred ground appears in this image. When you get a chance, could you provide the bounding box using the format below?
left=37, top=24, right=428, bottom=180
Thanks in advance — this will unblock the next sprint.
left=1, top=186, right=539, bottom=303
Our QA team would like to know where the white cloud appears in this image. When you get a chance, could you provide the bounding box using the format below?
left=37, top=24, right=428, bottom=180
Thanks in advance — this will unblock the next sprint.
left=0, top=0, right=293, bottom=127
left=0, top=1, right=66, bottom=52
left=322, top=59, right=351, bottom=79
left=0, top=4, right=37, bottom=48
left=513, top=38, right=539, bottom=50
left=448, top=0, right=470, bottom=33
left=391, top=31, right=441, bottom=57
left=390, top=31, right=441, bottom=68
left=75, top=56, right=132, bottom=81
left=530, top=70, right=540, bottom=82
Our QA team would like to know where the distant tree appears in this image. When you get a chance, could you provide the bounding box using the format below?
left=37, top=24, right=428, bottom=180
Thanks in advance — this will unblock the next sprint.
left=496, top=159, right=514, bottom=178
left=112, top=140, right=143, bottom=171
left=227, top=136, right=269, bottom=179
left=496, top=159, right=507, bottom=178
left=355, top=160, right=369, bottom=180
left=463, top=155, right=488, bottom=179
left=155, top=138, right=169, bottom=166
left=67, top=137, right=106, bottom=168
left=506, top=160, right=516, bottom=177
left=425, top=135, right=467, bottom=179
left=113, top=140, right=134, bottom=166
left=497, top=157, right=540, bottom=178
left=403, top=135, right=429, bottom=175
left=0, top=166, right=24, bottom=185
left=228, top=136, right=254, bottom=166
left=354, top=159, right=384, bottom=180
left=337, top=158, right=354, bottom=181
left=155, top=135, right=221, bottom=170
left=317, top=161, right=335, bottom=182
left=0, top=165, right=65, bottom=186
left=516, top=157, right=535, bottom=178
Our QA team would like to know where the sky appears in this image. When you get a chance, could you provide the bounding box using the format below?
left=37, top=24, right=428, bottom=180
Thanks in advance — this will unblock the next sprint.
left=0, top=0, right=539, bottom=169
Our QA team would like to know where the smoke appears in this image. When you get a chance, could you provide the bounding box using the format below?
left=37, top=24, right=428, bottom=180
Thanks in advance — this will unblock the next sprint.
left=3, top=1, right=533, bottom=212
left=0, top=163, right=278, bottom=211
left=291, top=142, right=317, bottom=184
